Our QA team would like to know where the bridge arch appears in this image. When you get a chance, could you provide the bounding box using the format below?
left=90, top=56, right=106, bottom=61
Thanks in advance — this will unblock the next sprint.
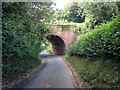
left=46, top=34, right=66, bottom=55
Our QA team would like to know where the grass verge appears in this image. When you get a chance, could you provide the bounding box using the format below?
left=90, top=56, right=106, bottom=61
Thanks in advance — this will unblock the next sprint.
left=65, top=55, right=120, bottom=89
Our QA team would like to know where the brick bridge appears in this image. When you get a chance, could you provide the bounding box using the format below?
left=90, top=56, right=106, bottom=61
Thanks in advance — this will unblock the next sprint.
left=46, top=25, right=76, bottom=55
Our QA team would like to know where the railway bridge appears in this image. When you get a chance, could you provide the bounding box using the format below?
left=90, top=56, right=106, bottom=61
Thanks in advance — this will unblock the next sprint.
left=46, top=25, right=76, bottom=55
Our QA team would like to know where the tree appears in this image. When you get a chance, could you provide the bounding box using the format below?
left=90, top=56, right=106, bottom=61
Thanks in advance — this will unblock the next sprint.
left=28, top=2, right=54, bottom=23
left=63, top=2, right=85, bottom=23
left=2, top=2, right=54, bottom=86
left=82, top=2, right=119, bottom=29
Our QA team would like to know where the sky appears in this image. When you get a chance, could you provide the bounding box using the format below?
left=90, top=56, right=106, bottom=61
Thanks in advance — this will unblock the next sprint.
left=53, top=0, right=71, bottom=9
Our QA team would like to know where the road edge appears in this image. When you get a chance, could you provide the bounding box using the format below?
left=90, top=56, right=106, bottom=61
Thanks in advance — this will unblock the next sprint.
left=15, top=60, right=47, bottom=88
left=2, top=60, right=46, bottom=88
left=61, top=56, right=91, bottom=88
left=61, top=56, right=77, bottom=88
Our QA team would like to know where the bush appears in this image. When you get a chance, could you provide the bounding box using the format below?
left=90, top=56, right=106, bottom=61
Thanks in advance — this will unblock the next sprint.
left=68, top=14, right=120, bottom=58
left=2, top=2, right=53, bottom=85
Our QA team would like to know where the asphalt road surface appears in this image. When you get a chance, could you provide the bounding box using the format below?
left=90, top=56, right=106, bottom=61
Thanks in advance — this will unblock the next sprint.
left=16, top=53, right=75, bottom=88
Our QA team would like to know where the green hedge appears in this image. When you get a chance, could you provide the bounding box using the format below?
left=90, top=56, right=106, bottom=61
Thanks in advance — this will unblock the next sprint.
left=2, top=2, right=52, bottom=85
left=68, top=14, right=120, bottom=57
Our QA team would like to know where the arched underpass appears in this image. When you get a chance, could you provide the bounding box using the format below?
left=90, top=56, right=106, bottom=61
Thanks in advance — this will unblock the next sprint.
left=46, top=34, right=66, bottom=55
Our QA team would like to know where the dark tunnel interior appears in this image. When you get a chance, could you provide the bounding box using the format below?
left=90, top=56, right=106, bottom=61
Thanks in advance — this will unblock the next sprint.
left=46, top=35, right=66, bottom=55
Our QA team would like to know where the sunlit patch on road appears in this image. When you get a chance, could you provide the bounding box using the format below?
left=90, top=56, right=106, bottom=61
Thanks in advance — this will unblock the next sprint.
left=40, top=83, right=50, bottom=88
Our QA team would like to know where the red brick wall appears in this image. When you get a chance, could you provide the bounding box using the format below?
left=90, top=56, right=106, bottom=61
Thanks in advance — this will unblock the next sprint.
left=49, top=25, right=76, bottom=48
left=62, top=30, right=75, bottom=48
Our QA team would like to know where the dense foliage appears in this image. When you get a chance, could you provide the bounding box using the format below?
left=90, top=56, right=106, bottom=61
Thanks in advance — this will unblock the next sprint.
left=63, top=2, right=85, bottom=23
left=2, top=2, right=54, bottom=85
left=68, top=14, right=120, bottom=58
left=83, top=2, right=118, bottom=25
left=80, top=2, right=119, bottom=33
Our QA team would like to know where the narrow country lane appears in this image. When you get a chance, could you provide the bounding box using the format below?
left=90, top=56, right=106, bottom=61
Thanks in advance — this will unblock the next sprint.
left=16, top=53, right=75, bottom=88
